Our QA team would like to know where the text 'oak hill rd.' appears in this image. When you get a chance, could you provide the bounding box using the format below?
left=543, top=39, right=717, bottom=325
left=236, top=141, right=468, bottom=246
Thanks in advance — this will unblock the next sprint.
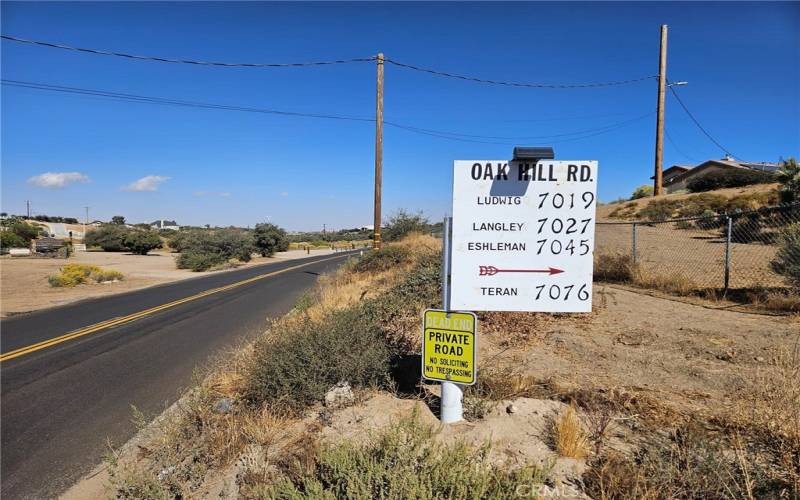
left=451, top=160, right=598, bottom=312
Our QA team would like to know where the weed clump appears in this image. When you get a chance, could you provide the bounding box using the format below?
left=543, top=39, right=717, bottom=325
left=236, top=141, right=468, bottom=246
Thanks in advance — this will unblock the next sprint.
left=262, top=414, right=548, bottom=499
left=244, top=306, right=392, bottom=415
left=350, top=245, right=412, bottom=273
left=553, top=404, right=589, bottom=459
left=48, top=264, right=123, bottom=287
left=594, top=253, right=637, bottom=283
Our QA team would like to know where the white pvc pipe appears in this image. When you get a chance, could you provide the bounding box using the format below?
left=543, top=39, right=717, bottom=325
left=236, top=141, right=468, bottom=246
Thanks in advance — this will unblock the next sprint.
left=439, top=217, right=463, bottom=424
left=441, top=381, right=463, bottom=423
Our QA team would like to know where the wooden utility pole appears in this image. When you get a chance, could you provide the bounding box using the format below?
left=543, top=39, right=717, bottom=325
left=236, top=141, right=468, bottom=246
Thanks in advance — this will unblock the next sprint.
left=26, top=200, right=31, bottom=219
left=373, top=53, right=384, bottom=249
left=653, top=24, right=668, bottom=196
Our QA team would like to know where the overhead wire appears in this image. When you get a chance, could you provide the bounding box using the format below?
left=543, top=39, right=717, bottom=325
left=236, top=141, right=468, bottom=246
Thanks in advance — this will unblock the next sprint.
left=664, top=127, right=697, bottom=162
left=3, top=79, right=654, bottom=145
left=0, top=34, right=376, bottom=68
left=668, top=83, right=737, bottom=159
left=383, top=57, right=658, bottom=89
left=3, top=34, right=657, bottom=88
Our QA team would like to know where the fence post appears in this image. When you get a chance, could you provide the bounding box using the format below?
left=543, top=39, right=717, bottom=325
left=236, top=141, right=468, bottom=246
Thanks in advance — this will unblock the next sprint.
left=724, top=215, right=732, bottom=292
left=631, top=222, right=638, bottom=265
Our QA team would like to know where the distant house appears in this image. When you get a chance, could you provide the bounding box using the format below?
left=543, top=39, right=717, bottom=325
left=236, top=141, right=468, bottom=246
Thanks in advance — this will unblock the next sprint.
left=150, top=219, right=180, bottom=231
left=652, top=156, right=779, bottom=193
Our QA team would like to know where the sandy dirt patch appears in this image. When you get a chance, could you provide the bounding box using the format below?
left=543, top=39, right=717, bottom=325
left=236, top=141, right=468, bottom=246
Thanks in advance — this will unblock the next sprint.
left=0, top=249, right=345, bottom=317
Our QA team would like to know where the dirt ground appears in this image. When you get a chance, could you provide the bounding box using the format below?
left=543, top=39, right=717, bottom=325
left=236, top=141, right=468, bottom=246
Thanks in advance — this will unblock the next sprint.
left=62, top=281, right=798, bottom=499
left=0, top=248, right=343, bottom=317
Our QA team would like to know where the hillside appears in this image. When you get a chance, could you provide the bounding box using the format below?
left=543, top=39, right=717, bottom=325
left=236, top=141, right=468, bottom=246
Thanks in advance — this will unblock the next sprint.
left=598, top=183, right=780, bottom=221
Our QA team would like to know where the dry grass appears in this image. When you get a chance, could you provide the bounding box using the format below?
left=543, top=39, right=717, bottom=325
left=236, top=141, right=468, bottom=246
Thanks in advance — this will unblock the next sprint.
left=553, top=404, right=590, bottom=459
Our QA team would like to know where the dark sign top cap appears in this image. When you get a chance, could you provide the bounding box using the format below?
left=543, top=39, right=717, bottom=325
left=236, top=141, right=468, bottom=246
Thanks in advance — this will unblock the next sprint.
left=512, top=147, right=555, bottom=161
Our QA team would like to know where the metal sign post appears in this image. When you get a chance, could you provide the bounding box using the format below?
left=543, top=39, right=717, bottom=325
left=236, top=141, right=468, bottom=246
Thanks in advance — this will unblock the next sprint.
left=439, top=216, right=463, bottom=423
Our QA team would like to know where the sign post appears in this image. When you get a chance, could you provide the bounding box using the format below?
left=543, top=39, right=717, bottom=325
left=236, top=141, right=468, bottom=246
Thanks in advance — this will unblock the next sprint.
left=451, top=158, right=598, bottom=312
left=423, top=150, right=598, bottom=424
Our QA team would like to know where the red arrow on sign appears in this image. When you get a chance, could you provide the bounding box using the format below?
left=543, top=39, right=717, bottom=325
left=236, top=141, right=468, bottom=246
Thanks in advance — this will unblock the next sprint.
left=479, top=265, right=564, bottom=276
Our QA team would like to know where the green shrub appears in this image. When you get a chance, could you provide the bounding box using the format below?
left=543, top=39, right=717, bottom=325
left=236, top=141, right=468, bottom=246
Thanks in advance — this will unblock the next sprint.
left=383, top=210, right=429, bottom=242
left=175, top=250, right=227, bottom=272
left=85, top=224, right=131, bottom=252
left=264, top=414, right=547, bottom=499
left=174, top=229, right=254, bottom=271
left=244, top=306, right=392, bottom=414
left=1, top=231, right=28, bottom=252
left=674, top=193, right=728, bottom=217
left=630, top=184, right=653, bottom=200
left=0, top=218, right=45, bottom=252
left=351, top=246, right=412, bottom=273
left=637, top=199, right=680, bottom=221
left=771, top=223, right=800, bottom=291
left=727, top=213, right=762, bottom=243
left=253, top=222, right=289, bottom=257
left=166, top=230, right=204, bottom=253
left=776, top=157, right=799, bottom=204
left=123, top=231, right=162, bottom=255
left=687, top=169, right=775, bottom=192
left=696, top=209, right=722, bottom=229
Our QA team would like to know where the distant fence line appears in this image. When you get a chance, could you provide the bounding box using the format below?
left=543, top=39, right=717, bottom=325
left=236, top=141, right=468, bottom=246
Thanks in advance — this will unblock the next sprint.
left=595, top=203, right=800, bottom=291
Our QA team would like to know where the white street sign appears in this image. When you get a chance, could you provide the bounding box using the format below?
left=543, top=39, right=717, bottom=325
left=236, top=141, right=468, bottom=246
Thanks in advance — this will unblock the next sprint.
left=451, top=160, right=598, bottom=312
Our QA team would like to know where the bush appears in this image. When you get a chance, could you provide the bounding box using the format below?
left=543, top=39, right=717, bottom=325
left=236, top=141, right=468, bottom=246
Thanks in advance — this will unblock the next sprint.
left=0, top=218, right=45, bottom=252
left=687, top=169, right=775, bottom=192
left=594, top=253, right=637, bottom=283
left=696, top=209, right=722, bottom=229
left=123, top=231, right=162, bottom=255
left=630, top=185, right=653, bottom=200
left=175, top=250, right=227, bottom=272
left=85, top=224, right=131, bottom=252
left=174, top=229, right=254, bottom=271
left=637, top=199, right=680, bottom=221
left=674, top=193, right=728, bottom=218
left=48, top=264, right=123, bottom=287
left=166, top=230, right=204, bottom=253
left=727, top=213, right=762, bottom=243
left=777, top=157, right=800, bottom=204
left=351, top=246, right=412, bottom=273
left=252, top=222, right=289, bottom=257
left=771, top=223, right=800, bottom=291
left=1, top=231, right=28, bottom=252
left=244, top=306, right=392, bottom=414
left=265, top=415, right=547, bottom=498
left=383, top=210, right=429, bottom=242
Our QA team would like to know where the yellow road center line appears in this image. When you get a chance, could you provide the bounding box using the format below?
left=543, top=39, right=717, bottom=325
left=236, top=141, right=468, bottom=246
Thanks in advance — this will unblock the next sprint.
left=0, top=254, right=348, bottom=363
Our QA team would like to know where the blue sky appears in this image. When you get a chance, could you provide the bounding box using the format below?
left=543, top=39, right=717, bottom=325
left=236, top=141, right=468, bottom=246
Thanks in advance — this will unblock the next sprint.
left=2, top=2, right=798, bottom=230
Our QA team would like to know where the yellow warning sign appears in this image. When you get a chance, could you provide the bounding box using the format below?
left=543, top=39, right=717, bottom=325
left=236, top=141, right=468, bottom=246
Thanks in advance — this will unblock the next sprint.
left=422, top=309, right=477, bottom=385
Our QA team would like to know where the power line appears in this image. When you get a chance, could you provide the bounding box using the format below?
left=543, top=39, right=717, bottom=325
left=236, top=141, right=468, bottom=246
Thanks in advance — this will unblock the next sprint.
left=664, top=127, right=697, bottom=162
left=2, top=34, right=658, bottom=88
left=3, top=78, right=651, bottom=145
left=668, top=84, right=736, bottom=159
left=0, top=34, right=376, bottom=68
left=2, top=80, right=375, bottom=122
left=384, top=57, right=658, bottom=89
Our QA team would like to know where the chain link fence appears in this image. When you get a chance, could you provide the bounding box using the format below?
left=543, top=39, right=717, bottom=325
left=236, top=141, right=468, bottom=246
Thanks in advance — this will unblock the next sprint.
left=596, top=203, right=800, bottom=291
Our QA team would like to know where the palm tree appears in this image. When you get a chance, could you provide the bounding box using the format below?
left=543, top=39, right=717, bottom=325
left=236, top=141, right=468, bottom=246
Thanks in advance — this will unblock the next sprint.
left=776, top=157, right=799, bottom=204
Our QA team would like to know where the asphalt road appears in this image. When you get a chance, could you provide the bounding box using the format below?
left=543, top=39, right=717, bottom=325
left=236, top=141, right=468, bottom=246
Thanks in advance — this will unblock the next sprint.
left=1, top=251, right=355, bottom=499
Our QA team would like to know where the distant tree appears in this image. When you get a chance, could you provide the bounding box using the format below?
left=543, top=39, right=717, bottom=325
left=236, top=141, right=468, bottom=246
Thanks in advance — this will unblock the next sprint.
left=111, top=215, right=126, bottom=225
left=630, top=185, right=653, bottom=200
left=776, top=157, right=799, bottom=204
left=0, top=212, right=7, bottom=217
left=1, top=231, right=28, bottom=252
left=123, top=231, right=162, bottom=255
left=383, top=210, right=429, bottom=242
left=85, top=224, right=131, bottom=251
left=253, top=223, right=289, bottom=257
